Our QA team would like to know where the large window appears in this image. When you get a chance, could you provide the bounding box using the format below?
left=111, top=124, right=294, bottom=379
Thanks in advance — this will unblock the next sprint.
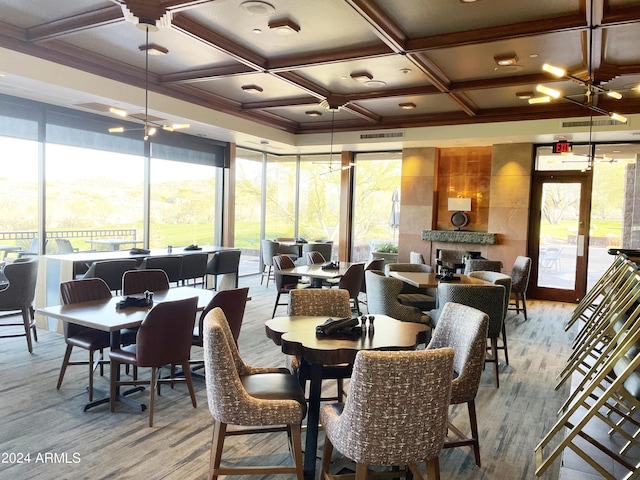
left=351, top=152, right=402, bottom=262
left=265, top=154, right=297, bottom=238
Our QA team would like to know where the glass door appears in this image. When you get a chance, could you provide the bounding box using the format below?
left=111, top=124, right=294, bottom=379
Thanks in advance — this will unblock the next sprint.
left=528, top=170, right=592, bottom=303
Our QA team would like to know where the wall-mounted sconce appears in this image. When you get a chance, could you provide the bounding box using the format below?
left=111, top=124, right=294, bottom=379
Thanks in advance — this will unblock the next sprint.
left=448, top=197, right=472, bottom=230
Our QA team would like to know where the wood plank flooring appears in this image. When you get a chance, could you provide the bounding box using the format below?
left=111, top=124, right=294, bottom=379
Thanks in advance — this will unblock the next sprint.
left=0, top=273, right=578, bottom=480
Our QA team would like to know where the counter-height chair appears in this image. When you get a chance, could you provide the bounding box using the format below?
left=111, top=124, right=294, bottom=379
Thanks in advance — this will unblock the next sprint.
left=430, top=283, right=506, bottom=388
left=57, top=278, right=112, bottom=400
left=122, top=269, right=170, bottom=295
left=261, top=239, right=280, bottom=287
left=206, top=249, right=241, bottom=291
left=508, top=256, right=532, bottom=320
left=385, top=262, right=436, bottom=311
left=180, top=252, right=208, bottom=287
left=274, top=237, right=300, bottom=261
left=426, top=302, right=489, bottom=466
left=191, top=287, right=249, bottom=375
left=287, top=288, right=352, bottom=402
left=0, top=257, right=38, bottom=353
left=83, top=258, right=138, bottom=293
left=203, top=307, right=306, bottom=480
left=464, top=259, right=503, bottom=274
left=320, top=348, right=454, bottom=480
left=272, top=255, right=309, bottom=318
left=302, top=241, right=333, bottom=262
left=109, top=296, right=198, bottom=427
left=138, top=255, right=183, bottom=287
left=365, top=270, right=431, bottom=325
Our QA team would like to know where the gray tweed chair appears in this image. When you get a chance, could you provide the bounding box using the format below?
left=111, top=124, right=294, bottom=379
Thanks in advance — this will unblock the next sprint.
left=320, top=348, right=455, bottom=480
left=261, top=239, right=280, bottom=287
left=468, top=271, right=512, bottom=365
left=203, top=307, right=306, bottom=480
left=409, top=251, right=426, bottom=264
left=384, top=262, right=436, bottom=310
left=287, top=288, right=352, bottom=402
left=365, top=270, right=431, bottom=325
left=426, top=302, right=489, bottom=466
left=508, top=256, right=532, bottom=320
left=463, top=259, right=503, bottom=274
left=0, top=257, right=39, bottom=353
left=430, top=283, right=506, bottom=388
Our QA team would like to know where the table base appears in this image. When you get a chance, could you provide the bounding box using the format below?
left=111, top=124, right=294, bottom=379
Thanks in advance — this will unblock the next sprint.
left=82, top=385, right=146, bottom=412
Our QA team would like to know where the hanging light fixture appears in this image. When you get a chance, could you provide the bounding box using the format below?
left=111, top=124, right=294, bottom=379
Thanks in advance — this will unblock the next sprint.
left=318, top=101, right=355, bottom=175
left=108, top=19, right=189, bottom=139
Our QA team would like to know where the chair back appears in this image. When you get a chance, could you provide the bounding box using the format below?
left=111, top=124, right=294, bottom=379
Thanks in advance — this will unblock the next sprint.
left=261, top=240, right=279, bottom=267
left=84, top=259, right=138, bottom=291
left=55, top=238, right=77, bottom=253
left=122, top=269, right=169, bottom=295
left=206, top=250, right=241, bottom=275
left=136, top=296, right=198, bottom=367
left=385, top=262, right=433, bottom=275
left=203, top=307, right=307, bottom=424
left=196, top=287, right=249, bottom=347
left=305, top=251, right=325, bottom=265
left=436, top=283, right=506, bottom=338
left=0, top=258, right=38, bottom=310
left=326, top=348, right=454, bottom=465
left=139, top=256, right=183, bottom=284
left=467, top=271, right=512, bottom=320
left=59, top=277, right=112, bottom=339
left=288, top=288, right=351, bottom=317
left=339, top=263, right=365, bottom=299
left=437, top=249, right=465, bottom=272
left=464, top=259, right=503, bottom=274
left=180, top=253, right=208, bottom=285
left=273, top=255, right=297, bottom=290
left=510, top=256, right=532, bottom=294
left=302, top=242, right=333, bottom=261
left=427, top=302, right=489, bottom=404
left=360, top=259, right=384, bottom=294
left=364, top=270, right=428, bottom=324
left=409, top=251, right=425, bottom=264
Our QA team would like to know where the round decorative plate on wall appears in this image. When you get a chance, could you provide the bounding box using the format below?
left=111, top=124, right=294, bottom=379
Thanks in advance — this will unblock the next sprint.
left=450, top=211, right=469, bottom=230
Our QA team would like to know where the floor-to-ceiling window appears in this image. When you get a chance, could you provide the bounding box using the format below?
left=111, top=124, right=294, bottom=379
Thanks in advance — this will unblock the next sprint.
left=351, top=151, right=402, bottom=262
left=265, top=153, right=297, bottom=238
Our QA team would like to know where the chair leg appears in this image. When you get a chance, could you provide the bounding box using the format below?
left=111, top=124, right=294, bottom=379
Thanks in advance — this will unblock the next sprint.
left=209, top=420, right=227, bottom=480
left=355, top=463, right=369, bottom=480
left=501, top=322, right=509, bottom=366
left=290, top=423, right=304, bottom=480
left=424, top=457, right=441, bottom=480
left=182, top=361, right=197, bottom=408
left=272, top=292, right=281, bottom=318
left=491, top=337, right=500, bottom=388
left=320, top=433, right=334, bottom=479
left=56, top=344, right=73, bottom=390
left=521, top=293, right=528, bottom=320
left=149, top=366, right=157, bottom=427
left=109, top=359, right=118, bottom=413
left=88, top=349, right=95, bottom=401
left=21, top=308, right=33, bottom=353
left=29, top=306, right=37, bottom=342
left=468, top=400, right=481, bottom=466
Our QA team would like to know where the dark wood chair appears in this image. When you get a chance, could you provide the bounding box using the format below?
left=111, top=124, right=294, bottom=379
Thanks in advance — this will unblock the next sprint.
left=271, top=255, right=309, bottom=318
left=83, top=259, right=138, bottom=292
left=180, top=252, right=208, bottom=287
left=138, top=256, right=183, bottom=287
left=122, top=269, right=169, bottom=295
left=336, top=262, right=365, bottom=315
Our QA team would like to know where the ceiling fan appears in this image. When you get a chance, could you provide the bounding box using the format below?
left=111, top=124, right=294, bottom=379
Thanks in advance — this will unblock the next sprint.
left=108, top=19, right=189, bottom=140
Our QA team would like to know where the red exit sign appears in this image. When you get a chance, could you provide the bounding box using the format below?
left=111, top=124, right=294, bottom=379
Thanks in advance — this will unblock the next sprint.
left=553, top=141, right=573, bottom=154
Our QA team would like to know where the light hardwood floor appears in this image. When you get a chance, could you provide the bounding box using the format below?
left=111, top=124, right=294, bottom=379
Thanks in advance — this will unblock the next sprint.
left=1, top=273, right=577, bottom=480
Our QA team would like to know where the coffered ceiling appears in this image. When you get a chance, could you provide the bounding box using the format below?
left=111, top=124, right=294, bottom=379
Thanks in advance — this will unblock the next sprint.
left=0, top=0, right=639, bottom=150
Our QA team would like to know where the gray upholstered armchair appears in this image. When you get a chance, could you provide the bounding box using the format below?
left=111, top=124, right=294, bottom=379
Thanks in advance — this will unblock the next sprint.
left=384, top=262, right=436, bottom=310
left=365, top=270, right=431, bottom=324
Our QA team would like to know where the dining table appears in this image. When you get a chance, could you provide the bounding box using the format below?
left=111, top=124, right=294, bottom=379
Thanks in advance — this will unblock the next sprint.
left=37, top=286, right=215, bottom=412
left=388, top=270, right=491, bottom=289
left=265, top=314, right=430, bottom=480
left=278, top=262, right=359, bottom=288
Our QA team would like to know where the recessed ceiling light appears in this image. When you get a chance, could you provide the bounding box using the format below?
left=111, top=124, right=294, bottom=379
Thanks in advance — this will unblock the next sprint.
left=459, top=0, right=480, bottom=3
left=305, top=110, right=323, bottom=117
left=268, top=18, right=300, bottom=34
left=364, top=80, right=386, bottom=88
left=494, top=54, right=518, bottom=66
left=399, top=102, right=416, bottom=110
left=399, top=68, right=412, bottom=74
left=253, top=28, right=262, bottom=34
left=241, top=84, right=264, bottom=94
left=239, top=1, right=275, bottom=16
left=350, top=71, right=373, bottom=83
left=515, top=91, right=534, bottom=100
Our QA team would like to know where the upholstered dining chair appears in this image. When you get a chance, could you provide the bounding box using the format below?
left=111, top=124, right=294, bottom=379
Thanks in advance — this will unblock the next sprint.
left=302, top=241, right=333, bottom=262
left=464, top=259, right=503, bottom=274
left=203, top=307, right=306, bottom=480
left=122, top=268, right=170, bottom=295
left=83, top=258, right=138, bottom=292
left=358, top=258, right=384, bottom=311
left=384, top=262, right=436, bottom=311
left=138, top=255, right=183, bottom=287
left=191, top=287, right=250, bottom=375
left=109, top=296, right=198, bottom=427
left=468, top=270, right=512, bottom=365
left=305, top=250, right=325, bottom=265
left=409, top=251, right=426, bottom=264
left=509, top=256, right=532, bottom=320
left=320, top=348, right=454, bottom=480
left=180, top=252, right=208, bottom=287
left=57, top=278, right=112, bottom=400
left=426, top=302, right=489, bottom=466
left=364, top=270, right=431, bottom=324
left=0, top=257, right=39, bottom=353
left=336, top=262, right=365, bottom=315
left=261, top=239, right=280, bottom=287
left=430, top=283, right=506, bottom=388
left=287, top=288, right=353, bottom=402
left=55, top=238, right=78, bottom=254
left=272, top=255, right=309, bottom=318
left=206, top=249, right=241, bottom=290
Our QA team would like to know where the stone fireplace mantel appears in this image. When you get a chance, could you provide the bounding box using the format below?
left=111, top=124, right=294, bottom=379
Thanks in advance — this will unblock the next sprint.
left=422, top=230, right=498, bottom=245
